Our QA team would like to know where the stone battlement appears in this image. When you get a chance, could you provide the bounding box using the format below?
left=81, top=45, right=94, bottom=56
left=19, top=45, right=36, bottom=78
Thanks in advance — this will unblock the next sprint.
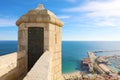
left=0, top=52, right=17, bottom=77
left=23, top=51, right=52, bottom=80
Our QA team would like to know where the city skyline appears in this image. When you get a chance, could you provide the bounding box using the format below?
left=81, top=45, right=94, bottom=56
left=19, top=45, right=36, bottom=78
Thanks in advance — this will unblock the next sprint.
left=0, top=0, right=120, bottom=41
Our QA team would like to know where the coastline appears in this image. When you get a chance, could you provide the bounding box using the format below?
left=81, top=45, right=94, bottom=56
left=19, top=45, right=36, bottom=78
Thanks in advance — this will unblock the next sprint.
left=63, top=71, right=81, bottom=80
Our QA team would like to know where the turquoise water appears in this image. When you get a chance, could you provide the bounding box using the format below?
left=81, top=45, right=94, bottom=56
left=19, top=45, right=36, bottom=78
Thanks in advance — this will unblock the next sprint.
left=106, top=56, right=120, bottom=72
left=62, top=41, right=120, bottom=73
left=0, top=41, right=120, bottom=73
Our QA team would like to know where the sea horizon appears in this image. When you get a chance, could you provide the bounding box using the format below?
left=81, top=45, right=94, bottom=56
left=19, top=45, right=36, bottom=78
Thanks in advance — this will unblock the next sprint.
left=0, top=41, right=120, bottom=73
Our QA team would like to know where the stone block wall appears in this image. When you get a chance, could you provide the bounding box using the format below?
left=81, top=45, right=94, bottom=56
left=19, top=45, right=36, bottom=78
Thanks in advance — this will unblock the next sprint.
left=16, top=5, right=64, bottom=80
left=23, top=51, right=52, bottom=80
left=0, top=52, right=27, bottom=80
left=48, top=23, right=62, bottom=80
left=0, top=52, right=19, bottom=80
left=0, top=52, right=17, bottom=77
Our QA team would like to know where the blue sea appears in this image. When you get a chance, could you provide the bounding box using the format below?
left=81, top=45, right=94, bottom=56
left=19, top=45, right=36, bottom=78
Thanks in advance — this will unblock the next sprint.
left=0, top=41, right=18, bottom=55
left=0, top=41, right=120, bottom=73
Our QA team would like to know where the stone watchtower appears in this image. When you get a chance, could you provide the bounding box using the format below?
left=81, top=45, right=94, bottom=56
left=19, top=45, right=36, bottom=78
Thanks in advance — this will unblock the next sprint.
left=16, top=4, right=64, bottom=80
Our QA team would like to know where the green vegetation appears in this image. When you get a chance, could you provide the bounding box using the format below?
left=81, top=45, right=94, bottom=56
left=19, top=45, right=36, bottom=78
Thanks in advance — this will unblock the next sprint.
left=118, top=71, right=120, bottom=75
left=92, top=67, right=97, bottom=74
left=105, top=71, right=110, bottom=75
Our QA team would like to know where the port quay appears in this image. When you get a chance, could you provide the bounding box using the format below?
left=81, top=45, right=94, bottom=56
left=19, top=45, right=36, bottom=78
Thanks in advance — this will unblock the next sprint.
left=63, top=50, right=120, bottom=80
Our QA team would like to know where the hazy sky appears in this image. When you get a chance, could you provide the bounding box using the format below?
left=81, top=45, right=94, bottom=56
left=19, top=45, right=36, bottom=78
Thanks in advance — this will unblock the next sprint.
left=0, top=0, right=120, bottom=41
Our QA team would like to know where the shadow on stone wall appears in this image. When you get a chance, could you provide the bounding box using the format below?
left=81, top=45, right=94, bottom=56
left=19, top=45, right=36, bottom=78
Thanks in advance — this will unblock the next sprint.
left=0, top=52, right=27, bottom=80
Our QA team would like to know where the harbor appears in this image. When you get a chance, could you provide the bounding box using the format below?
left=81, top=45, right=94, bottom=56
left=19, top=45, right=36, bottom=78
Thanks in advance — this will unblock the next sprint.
left=63, top=50, right=120, bottom=80
left=81, top=51, right=119, bottom=74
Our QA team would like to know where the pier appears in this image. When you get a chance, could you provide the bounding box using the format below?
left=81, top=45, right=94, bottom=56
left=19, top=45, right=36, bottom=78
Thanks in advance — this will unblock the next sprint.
left=82, top=52, right=97, bottom=72
left=87, top=52, right=97, bottom=63
left=94, top=50, right=120, bottom=53
left=82, top=51, right=117, bottom=74
left=87, top=52, right=97, bottom=72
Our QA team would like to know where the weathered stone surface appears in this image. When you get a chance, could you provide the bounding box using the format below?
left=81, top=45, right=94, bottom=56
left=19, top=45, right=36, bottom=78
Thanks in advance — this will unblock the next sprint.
left=23, top=51, right=52, bottom=80
left=0, top=67, right=19, bottom=80
left=16, top=6, right=64, bottom=27
left=16, top=4, right=64, bottom=80
left=0, top=52, right=17, bottom=77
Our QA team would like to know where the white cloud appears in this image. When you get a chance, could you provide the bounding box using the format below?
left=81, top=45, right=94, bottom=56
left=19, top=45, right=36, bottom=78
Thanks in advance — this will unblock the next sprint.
left=95, top=20, right=115, bottom=27
left=64, top=0, right=120, bottom=13
left=82, top=0, right=120, bottom=18
left=63, top=0, right=120, bottom=27
left=58, top=15, right=71, bottom=19
left=0, top=18, right=16, bottom=27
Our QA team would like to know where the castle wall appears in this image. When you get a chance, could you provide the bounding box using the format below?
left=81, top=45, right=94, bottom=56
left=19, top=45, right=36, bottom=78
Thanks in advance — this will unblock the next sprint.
left=48, top=23, right=62, bottom=80
left=23, top=51, right=52, bottom=80
left=0, top=52, right=19, bottom=80
left=0, top=4, right=63, bottom=80
left=0, top=52, right=17, bottom=77
left=0, top=52, right=27, bottom=80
